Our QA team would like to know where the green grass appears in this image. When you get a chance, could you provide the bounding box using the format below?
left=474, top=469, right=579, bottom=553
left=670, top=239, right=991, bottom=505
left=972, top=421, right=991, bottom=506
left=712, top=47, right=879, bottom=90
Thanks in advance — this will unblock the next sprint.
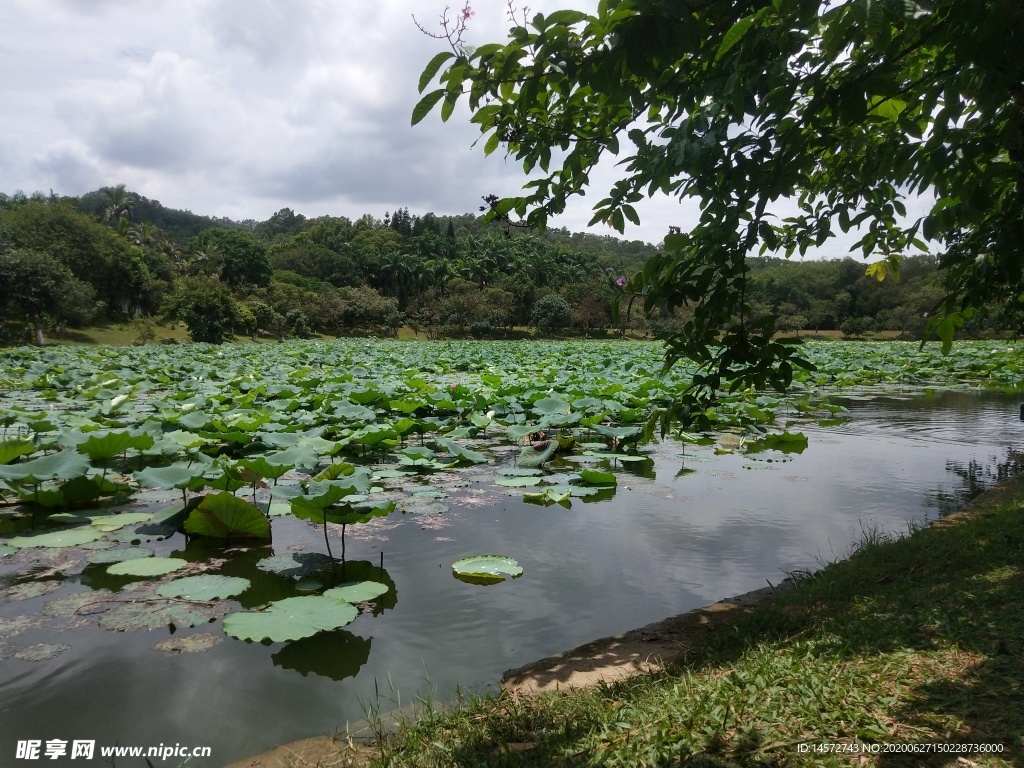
left=359, top=483, right=1024, bottom=767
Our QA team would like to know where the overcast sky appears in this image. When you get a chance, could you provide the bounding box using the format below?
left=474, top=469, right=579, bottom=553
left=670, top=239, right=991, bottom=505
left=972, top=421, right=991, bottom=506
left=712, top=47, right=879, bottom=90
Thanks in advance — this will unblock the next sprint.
left=0, top=1, right=928, bottom=255
left=1, top=0, right=690, bottom=242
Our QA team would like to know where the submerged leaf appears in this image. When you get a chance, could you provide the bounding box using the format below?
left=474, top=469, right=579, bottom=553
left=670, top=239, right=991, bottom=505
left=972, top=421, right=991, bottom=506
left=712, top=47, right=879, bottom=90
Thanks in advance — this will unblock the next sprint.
left=154, top=632, right=222, bottom=654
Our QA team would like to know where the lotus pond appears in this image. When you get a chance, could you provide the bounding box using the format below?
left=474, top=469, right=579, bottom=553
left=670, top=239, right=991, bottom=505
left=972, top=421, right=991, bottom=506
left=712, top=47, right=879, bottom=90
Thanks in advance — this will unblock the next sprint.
left=0, top=339, right=1021, bottom=765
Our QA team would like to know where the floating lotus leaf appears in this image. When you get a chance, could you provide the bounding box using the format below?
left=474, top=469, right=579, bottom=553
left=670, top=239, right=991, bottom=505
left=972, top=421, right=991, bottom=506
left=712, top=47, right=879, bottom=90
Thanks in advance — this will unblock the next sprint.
left=295, top=578, right=323, bottom=593
left=532, top=397, right=571, bottom=415
left=523, top=487, right=573, bottom=507
left=452, top=555, right=523, bottom=584
left=184, top=492, right=270, bottom=539
left=91, top=512, right=153, bottom=532
left=86, top=546, right=155, bottom=565
left=223, top=596, right=359, bottom=642
left=3, top=581, right=64, bottom=601
left=256, top=552, right=333, bottom=578
left=323, top=581, right=388, bottom=603
left=495, top=476, right=542, bottom=488
left=98, top=600, right=215, bottom=631
left=43, top=589, right=116, bottom=617
left=155, top=574, right=250, bottom=601
left=0, top=450, right=90, bottom=484
left=14, top=643, right=70, bottom=662
left=5, top=527, right=103, bottom=548
left=107, top=557, right=187, bottom=577
left=154, top=632, right=222, bottom=654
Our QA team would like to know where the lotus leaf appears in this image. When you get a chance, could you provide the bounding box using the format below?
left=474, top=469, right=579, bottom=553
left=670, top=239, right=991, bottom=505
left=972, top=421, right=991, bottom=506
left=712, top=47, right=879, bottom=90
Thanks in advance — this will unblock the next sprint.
left=435, top=437, right=488, bottom=465
left=86, top=547, right=155, bottom=564
left=107, top=557, right=188, bottom=577
left=5, top=527, right=104, bottom=548
left=314, top=461, right=356, bottom=481
left=14, top=643, right=70, bottom=662
left=134, top=463, right=206, bottom=490
left=451, top=555, right=523, bottom=583
left=0, top=450, right=90, bottom=484
left=98, top=601, right=216, bottom=631
left=78, top=431, right=153, bottom=461
left=0, top=439, right=35, bottom=465
left=495, top=476, right=542, bottom=487
left=184, top=492, right=270, bottom=539
left=523, top=488, right=573, bottom=507
left=578, top=469, right=617, bottom=486
left=256, top=552, right=333, bottom=577
left=154, top=632, right=222, bottom=654
left=323, top=581, right=389, bottom=603
left=91, top=513, right=153, bottom=532
left=0, top=544, right=16, bottom=558
left=223, top=596, right=359, bottom=642
left=155, top=574, right=250, bottom=601
left=532, top=397, right=571, bottom=415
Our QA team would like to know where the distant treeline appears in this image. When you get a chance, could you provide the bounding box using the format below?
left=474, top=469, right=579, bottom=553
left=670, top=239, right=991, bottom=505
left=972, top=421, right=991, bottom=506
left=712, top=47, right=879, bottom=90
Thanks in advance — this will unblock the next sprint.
left=0, top=186, right=1010, bottom=345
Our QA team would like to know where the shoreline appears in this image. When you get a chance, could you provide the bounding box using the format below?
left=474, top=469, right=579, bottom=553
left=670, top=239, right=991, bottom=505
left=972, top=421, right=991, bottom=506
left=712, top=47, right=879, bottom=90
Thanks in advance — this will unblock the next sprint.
left=226, top=471, right=1024, bottom=767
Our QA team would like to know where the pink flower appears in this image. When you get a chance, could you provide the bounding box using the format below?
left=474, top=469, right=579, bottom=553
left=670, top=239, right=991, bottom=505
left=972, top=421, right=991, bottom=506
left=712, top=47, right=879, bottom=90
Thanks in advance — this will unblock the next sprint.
left=460, top=4, right=474, bottom=22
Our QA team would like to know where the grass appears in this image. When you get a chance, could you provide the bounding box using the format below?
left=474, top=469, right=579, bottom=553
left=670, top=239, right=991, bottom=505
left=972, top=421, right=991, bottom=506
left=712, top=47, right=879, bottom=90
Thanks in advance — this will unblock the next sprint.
left=353, top=477, right=1024, bottom=767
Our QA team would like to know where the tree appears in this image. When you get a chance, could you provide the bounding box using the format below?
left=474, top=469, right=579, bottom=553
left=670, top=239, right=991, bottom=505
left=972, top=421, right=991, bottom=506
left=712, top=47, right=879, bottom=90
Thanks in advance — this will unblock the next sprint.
left=189, top=229, right=271, bottom=289
left=416, top=0, right=1024, bottom=427
left=531, top=293, right=572, bottom=334
left=165, top=278, right=238, bottom=344
left=0, top=249, right=89, bottom=345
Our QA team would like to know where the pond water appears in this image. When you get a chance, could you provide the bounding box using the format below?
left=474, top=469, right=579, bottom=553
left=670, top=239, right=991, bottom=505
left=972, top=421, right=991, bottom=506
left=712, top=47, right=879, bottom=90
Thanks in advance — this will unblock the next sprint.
left=1, top=388, right=1021, bottom=766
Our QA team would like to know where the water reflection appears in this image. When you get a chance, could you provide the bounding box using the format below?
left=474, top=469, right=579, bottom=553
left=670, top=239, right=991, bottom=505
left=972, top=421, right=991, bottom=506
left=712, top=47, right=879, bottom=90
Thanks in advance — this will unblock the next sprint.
left=931, top=447, right=1024, bottom=515
left=272, top=630, right=372, bottom=681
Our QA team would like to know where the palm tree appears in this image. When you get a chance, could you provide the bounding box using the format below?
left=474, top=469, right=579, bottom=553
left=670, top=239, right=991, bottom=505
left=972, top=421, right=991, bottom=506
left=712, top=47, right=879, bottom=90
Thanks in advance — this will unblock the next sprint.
left=103, top=184, right=136, bottom=222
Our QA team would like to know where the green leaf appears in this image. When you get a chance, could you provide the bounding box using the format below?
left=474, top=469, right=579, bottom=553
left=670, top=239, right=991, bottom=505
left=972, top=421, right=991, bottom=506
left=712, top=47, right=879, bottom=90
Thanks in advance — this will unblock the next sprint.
left=0, top=438, right=35, bottom=465
left=716, top=15, right=755, bottom=59
left=134, top=463, right=205, bottom=490
left=223, top=596, right=359, bottom=642
left=411, top=89, right=445, bottom=125
left=6, top=527, right=104, bottom=548
left=418, top=50, right=455, bottom=92
left=155, top=574, right=250, bottom=601
left=323, top=581, right=389, bottom=603
left=452, top=555, right=523, bottom=584
left=579, top=468, right=617, bottom=486
left=0, top=450, right=90, bottom=484
left=184, top=492, right=271, bottom=539
left=78, top=430, right=153, bottom=461
left=107, top=556, right=188, bottom=577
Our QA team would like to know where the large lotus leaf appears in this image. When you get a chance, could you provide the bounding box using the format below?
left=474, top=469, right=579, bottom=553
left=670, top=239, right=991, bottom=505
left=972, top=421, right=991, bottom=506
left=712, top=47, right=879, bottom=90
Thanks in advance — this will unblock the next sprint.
left=177, top=411, right=211, bottom=430
left=5, top=527, right=104, bottom=548
left=333, top=403, right=376, bottom=422
left=134, top=463, right=205, bottom=490
left=78, top=431, right=154, bottom=461
left=435, top=437, right=488, bottom=465
left=91, top=512, right=153, bottom=532
left=223, top=596, right=358, bottom=642
left=264, top=445, right=320, bottom=470
left=184, top=492, right=270, bottom=539
left=591, top=424, right=643, bottom=443
left=107, top=557, right=188, bottom=577
left=86, top=546, right=155, bottom=565
left=516, top=440, right=559, bottom=469
left=323, top=581, right=389, bottom=603
left=532, top=397, right=571, bottom=416
left=155, top=574, right=250, bottom=601
left=256, top=552, right=333, bottom=577
left=452, top=555, right=523, bottom=584
left=522, top=488, right=573, bottom=507
left=0, top=450, right=90, bottom=484
left=350, top=426, right=398, bottom=448
left=0, top=438, right=35, bottom=465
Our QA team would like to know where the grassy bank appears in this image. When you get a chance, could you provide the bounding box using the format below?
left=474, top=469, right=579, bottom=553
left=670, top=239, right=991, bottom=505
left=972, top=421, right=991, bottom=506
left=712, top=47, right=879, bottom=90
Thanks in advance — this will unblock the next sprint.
left=343, top=477, right=1024, bottom=768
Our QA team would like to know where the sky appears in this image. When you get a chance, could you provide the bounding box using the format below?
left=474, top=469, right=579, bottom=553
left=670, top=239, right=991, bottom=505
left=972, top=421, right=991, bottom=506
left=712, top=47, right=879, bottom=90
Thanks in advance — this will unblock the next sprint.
left=2, top=0, right=689, bottom=241
left=0, top=1, right=926, bottom=254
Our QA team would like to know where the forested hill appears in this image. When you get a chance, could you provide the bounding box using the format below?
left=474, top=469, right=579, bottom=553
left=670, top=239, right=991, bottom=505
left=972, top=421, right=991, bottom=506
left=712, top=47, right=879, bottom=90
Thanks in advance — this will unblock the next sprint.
left=0, top=186, right=1011, bottom=346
